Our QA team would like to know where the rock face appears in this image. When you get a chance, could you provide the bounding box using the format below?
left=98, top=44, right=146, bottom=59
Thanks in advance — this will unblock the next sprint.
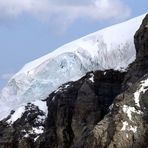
left=0, top=103, right=46, bottom=148
left=43, top=70, right=125, bottom=148
left=123, top=14, right=148, bottom=89
left=89, top=14, right=148, bottom=148
left=0, top=14, right=148, bottom=148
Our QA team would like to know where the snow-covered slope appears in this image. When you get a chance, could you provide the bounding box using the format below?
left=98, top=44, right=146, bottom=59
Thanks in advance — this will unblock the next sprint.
left=0, top=13, right=146, bottom=120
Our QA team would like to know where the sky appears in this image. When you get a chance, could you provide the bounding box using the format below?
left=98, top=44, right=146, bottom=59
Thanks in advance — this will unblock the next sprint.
left=0, top=0, right=148, bottom=89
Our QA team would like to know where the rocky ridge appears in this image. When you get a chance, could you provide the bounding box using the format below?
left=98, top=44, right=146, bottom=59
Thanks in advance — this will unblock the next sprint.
left=0, top=14, right=147, bottom=148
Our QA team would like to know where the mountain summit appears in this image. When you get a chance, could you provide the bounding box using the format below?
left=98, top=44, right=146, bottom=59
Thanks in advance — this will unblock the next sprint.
left=0, top=13, right=146, bottom=120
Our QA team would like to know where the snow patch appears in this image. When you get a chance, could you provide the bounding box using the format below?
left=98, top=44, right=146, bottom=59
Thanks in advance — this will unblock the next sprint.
left=23, top=126, right=44, bottom=141
left=122, top=105, right=142, bottom=121
left=109, top=104, right=114, bottom=111
left=32, top=126, right=44, bottom=135
left=7, top=106, right=25, bottom=124
left=7, top=100, right=47, bottom=125
left=121, top=121, right=137, bottom=133
left=54, top=86, right=63, bottom=93
left=33, top=100, right=47, bottom=115
left=54, top=83, right=71, bottom=93
left=64, top=84, right=70, bottom=89
left=52, top=96, right=55, bottom=102
left=134, top=78, right=148, bottom=107
left=134, top=92, right=140, bottom=107
left=121, top=121, right=128, bottom=131
left=89, top=73, right=94, bottom=83
left=35, top=114, right=46, bottom=124
left=24, top=133, right=29, bottom=138
left=129, top=126, right=137, bottom=133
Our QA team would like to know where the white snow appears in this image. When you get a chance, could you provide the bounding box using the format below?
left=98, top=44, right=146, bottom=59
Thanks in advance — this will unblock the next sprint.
left=7, top=106, right=25, bottom=124
left=64, top=84, right=70, bottom=89
left=23, top=126, right=44, bottom=141
left=54, top=84, right=70, bottom=93
left=36, top=115, right=46, bottom=123
left=34, top=136, right=39, bottom=142
left=0, top=13, right=147, bottom=120
left=109, top=104, right=114, bottom=111
left=89, top=73, right=95, bottom=83
left=134, top=78, right=148, bottom=107
left=122, top=105, right=142, bottom=121
left=129, top=126, right=137, bottom=133
left=121, top=77, right=148, bottom=132
left=6, top=100, right=47, bottom=124
left=24, top=133, right=29, bottom=138
left=134, top=92, right=141, bottom=107
left=121, top=121, right=128, bottom=131
left=52, top=96, right=55, bottom=102
left=33, top=100, right=48, bottom=115
left=32, top=126, right=44, bottom=134
left=121, top=121, right=137, bottom=133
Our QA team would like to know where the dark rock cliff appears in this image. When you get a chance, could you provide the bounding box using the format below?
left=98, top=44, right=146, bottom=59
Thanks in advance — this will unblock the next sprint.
left=0, top=14, right=148, bottom=148
left=123, top=14, right=148, bottom=89
left=42, top=70, right=125, bottom=148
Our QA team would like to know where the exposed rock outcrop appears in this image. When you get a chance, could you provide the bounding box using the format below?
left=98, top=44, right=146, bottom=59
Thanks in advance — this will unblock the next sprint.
left=0, top=70, right=126, bottom=148
left=0, top=103, right=46, bottom=148
left=43, top=70, right=125, bottom=148
left=87, top=13, right=148, bottom=148
left=123, top=14, right=148, bottom=89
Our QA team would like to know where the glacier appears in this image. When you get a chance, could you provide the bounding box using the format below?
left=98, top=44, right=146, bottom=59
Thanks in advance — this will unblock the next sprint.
left=0, top=13, right=146, bottom=120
